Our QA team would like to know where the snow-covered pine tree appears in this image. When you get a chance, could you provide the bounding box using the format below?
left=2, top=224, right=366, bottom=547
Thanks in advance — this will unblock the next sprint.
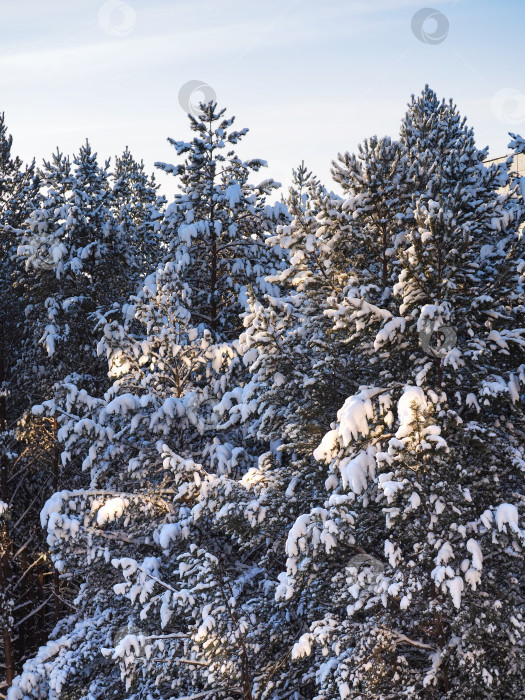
left=6, top=263, right=215, bottom=699
left=1, top=141, right=161, bottom=694
left=112, top=146, right=165, bottom=277
left=239, top=131, right=413, bottom=472
left=10, top=263, right=296, bottom=699
left=278, top=88, right=525, bottom=698
left=149, top=101, right=289, bottom=493
left=15, top=141, right=150, bottom=391
left=155, top=101, right=288, bottom=341
left=13, top=140, right=162, bottom=491
left=217, top=137, right=414, bottom=696
left=0, top=109, right=40, bottom=435
left=0, top=113, right=43, bottom=693
left=9, top=104, right=295, bottom=699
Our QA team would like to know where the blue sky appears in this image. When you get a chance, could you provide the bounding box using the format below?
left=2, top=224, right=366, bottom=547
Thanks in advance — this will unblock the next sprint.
left=1, top=0, right=524, bottom=195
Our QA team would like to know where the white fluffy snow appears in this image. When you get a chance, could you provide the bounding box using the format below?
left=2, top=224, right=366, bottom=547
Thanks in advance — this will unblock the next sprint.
left=337, top=390, right=375, bottom=445
left=395, top=385, right=427, bottom=439
left=104, top=393, right=138, bottom=416
left=285, top=514, right=309, bottom=558
left=447, top=576, right=464, bottom=609
left=339, top=450, right=376, bottom=494
left=494, top=503, right=521, bottom=534
left=313, top=429, right=339, bottom=462
left=436, top=541, right=454, bottom=566
left=96, top=497, right=128, bottom=526
left=374, top=316, right=406, bottom=349
left=291, top=632, right=313, bottom=660
left=314, top=388, right=383, bottom=463
left=466, top=539, right=483, bottom=570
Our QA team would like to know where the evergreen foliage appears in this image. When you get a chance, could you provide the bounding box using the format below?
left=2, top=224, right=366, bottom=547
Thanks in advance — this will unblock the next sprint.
left=1, top=90, right=524, bottom=700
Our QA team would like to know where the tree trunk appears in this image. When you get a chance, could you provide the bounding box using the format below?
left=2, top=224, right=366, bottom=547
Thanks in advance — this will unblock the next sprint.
left=2, top=626, right=14, bottom=687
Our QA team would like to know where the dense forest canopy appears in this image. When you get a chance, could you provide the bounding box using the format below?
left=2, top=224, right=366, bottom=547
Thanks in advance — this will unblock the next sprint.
left=0, top=88, right=524, bottom=700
